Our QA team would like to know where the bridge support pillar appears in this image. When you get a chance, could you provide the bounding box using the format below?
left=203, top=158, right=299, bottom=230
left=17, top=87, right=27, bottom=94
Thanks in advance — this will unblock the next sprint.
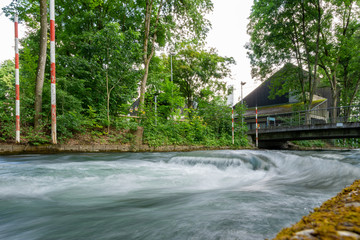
left=258, top=141, right=289, bottom=149
left=250, top=135, right=289, bottom=149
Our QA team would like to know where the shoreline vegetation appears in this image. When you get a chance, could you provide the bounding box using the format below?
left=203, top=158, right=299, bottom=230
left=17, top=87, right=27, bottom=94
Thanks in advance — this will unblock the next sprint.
left=1, top=122, right=358, bottom=154
left=0, top=135, right=357, bottom=155
left=0, top=129, right=358, bottom=155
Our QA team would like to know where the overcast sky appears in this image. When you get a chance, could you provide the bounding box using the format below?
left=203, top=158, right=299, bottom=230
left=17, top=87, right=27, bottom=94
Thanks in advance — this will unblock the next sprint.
left=0, top=0, right=258, bottom=101
left=206, top=0, right=257, bottom=103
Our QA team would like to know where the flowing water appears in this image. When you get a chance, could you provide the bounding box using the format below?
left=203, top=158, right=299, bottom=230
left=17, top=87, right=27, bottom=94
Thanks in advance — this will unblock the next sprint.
left=0, top=150, right=359, bottom=240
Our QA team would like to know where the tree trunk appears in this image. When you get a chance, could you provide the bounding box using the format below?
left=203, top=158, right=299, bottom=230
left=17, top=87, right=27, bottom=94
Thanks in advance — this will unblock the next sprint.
left=34, top=0, right=48, bottom=130
left=138, top=0, right=164, bottom=115
left=331, top=86, right=338, bottom=123
left=139, top=0, right=152, bottom=115
left=139, top=63, right=150, bottom=115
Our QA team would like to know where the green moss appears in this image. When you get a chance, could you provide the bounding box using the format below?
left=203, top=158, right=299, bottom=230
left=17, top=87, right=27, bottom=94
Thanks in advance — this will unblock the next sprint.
left=274, top=179, right=360, bottom=239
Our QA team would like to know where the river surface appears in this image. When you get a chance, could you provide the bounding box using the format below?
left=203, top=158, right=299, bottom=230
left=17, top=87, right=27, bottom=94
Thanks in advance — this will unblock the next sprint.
left=0, top=150, right=359, bottom=240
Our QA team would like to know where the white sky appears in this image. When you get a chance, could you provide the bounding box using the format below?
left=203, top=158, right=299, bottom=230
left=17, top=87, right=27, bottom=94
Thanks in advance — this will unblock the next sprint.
left=206, top=0, right=258, bottom=103
left=0, top=0, right=20, bottom=63
left=0, top=0, right=258, bottom=102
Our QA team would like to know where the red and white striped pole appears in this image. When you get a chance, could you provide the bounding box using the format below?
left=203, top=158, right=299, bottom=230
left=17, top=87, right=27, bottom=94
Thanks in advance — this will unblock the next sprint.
left=50, top=0, right=57, bottom=144
left=255, top=106, right=258, bottom=148
left=14, top=13, right=20, bottom=143
left=232, top=106, right=234, bottom=144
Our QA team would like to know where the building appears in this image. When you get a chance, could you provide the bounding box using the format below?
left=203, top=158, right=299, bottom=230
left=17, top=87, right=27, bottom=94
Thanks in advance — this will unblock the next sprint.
left=236, top=64, right=331, bottom=130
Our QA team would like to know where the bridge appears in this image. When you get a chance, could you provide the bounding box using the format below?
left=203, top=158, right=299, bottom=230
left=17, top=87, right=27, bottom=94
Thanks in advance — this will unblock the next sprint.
left=246, top=105, right=360, bottom=148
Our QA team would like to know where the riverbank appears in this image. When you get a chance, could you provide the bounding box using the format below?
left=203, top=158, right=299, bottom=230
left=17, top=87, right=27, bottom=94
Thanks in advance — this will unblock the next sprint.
left=0, top=143, right=242, bottom=155
left=0, top=141, right=354, bottom=155
left=273, top=179, right=360, bottom=239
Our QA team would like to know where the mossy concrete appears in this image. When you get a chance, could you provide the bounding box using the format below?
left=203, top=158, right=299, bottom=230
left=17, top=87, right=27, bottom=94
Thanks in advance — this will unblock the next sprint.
left=0, top=143, right=236, bottom=155
left=273, top=179, right=360, bottom=240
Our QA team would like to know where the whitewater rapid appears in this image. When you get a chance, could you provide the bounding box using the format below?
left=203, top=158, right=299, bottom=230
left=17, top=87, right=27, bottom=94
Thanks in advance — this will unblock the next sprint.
left=0, top=150, right=359, bottom=239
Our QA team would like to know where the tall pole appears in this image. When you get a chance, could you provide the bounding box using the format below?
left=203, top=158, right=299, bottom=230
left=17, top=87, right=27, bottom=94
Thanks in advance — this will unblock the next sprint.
left=14, top=11, right=20, bottom=143
left=240, top=82, right=246, bottom=136
left=50, top=0, right=57, bottom=144
left=241, top=82, right=246, bottom=105
left=255, top=106, right=258, bottom=148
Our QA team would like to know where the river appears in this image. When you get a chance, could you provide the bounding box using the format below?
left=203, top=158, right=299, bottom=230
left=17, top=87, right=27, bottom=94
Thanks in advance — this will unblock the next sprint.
left=0, top=150, right=359, bottom=239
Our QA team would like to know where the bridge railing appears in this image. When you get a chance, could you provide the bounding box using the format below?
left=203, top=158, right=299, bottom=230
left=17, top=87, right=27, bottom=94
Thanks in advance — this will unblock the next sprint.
left=259, top=105, right=360, bottom=129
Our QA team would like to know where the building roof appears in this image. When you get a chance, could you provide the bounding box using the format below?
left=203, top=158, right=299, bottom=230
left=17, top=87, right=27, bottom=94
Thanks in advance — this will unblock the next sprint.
left=244, top=97, right=327, bottom=118
left=237, top=63, right=308, bottom=108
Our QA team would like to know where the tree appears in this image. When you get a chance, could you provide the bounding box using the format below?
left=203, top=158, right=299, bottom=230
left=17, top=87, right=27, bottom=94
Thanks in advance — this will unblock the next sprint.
left=172, top=45, right=234, bottom=112
left=3, top=0, right=144, bottom=136
left=3, top=0, right=48, bottom=129
left=317, top=0, right=360, bottom=121
left=33, top=0, right=47, bottom=129
left=0, top=60, right=15, bottom=140
left=146, top=54, right=184, bottom=120
left=339, top=28, right=360, bottom=121
left=92, top=23, right=142, bottom=132
left=0, top=60, right=15, bottom=103
left=247, top=0, right=325, bottom=118
left=138, top=0, right=213, bottom=114
left=248, top=0, right=360, bottom=124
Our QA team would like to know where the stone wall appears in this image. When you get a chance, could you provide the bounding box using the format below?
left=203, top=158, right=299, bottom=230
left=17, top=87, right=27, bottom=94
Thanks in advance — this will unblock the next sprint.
left=0, top=143, right=234, bottom=155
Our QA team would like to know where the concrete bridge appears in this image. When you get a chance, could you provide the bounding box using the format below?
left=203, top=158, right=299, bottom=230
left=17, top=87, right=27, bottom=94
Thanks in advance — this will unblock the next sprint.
left=247, top=122, right=360, bottom=148
left=245, top=106, right=360, bottom=148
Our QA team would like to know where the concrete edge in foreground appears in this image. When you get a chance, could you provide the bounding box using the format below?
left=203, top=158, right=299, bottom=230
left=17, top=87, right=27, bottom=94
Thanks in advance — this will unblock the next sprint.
left=273, top=179, right=360, bottom=239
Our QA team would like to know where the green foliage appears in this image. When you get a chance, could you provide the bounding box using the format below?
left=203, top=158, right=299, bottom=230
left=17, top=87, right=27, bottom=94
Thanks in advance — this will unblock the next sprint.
left=335, top=139, right=360, bottom=148
left=143, top=97, right=249, bottom=148
left=57, top=111, right=83, bottom=140
left=172, top=45, right=235, bottom=108
left=82, top=106, right=106, bottom=129
left=0, top=118, right=15, bottom=142
left=292, top=140, right=326, bottom=148
left=247, top=0, right=360, bottom=113
left=143, top=118, right=206, bottom=147
left=113, top=117, right=139, bottom=132
left=26, top=125, right=51, bottom=146
left=0, top=60, right=16, bottom=142
left=0, top=0, right=249, bottom=149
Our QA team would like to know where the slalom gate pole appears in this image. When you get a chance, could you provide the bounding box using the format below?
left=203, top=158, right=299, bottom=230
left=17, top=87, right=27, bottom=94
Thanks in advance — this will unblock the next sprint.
left=256, top=106, right=258, bottom=148
left=14, top=11, right=20, bottom=143
left=50, top=0, right=57, bottom=144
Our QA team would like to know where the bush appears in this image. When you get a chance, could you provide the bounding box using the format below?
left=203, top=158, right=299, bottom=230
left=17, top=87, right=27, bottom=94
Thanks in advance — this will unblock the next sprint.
left=57, top=111, right=83, bottom=140
left=113, top=117, right=139, bottom=131
left=292, top=140, right=326, bottom=148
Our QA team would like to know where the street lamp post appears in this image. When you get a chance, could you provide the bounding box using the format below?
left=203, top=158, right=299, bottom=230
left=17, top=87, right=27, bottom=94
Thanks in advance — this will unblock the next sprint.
left=241, top=81, right=246, bottom=130
left=241, top=82, right=246, bottom=105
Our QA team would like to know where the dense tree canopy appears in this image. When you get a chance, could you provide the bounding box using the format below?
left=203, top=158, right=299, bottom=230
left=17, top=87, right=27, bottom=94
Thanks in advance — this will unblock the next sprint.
left=0, top=0, right=245, bottom=146
left=247, top=0, right=360, bottom=119
left=172, top=46, right=235, bottom=109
